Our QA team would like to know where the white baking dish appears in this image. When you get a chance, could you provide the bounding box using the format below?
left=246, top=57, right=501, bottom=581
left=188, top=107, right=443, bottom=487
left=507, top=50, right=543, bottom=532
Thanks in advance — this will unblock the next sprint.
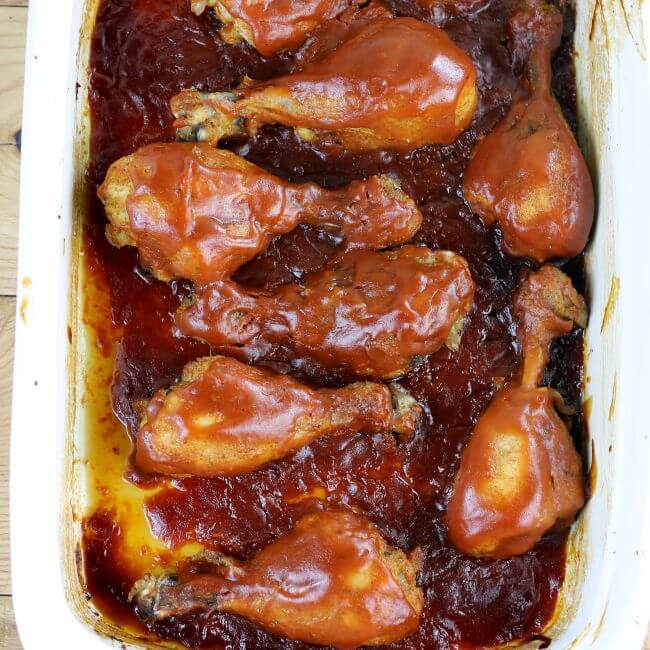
left=9, top=0, right=650, bottom=647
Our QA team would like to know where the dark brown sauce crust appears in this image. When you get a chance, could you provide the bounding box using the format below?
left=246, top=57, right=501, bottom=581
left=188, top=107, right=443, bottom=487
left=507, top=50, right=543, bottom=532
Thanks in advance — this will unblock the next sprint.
left=83, top=0, right=585, bottom=647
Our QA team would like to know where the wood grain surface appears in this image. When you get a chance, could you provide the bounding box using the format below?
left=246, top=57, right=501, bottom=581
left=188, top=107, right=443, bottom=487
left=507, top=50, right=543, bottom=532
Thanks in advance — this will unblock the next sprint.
left=0, top=2, right=24, bottom=647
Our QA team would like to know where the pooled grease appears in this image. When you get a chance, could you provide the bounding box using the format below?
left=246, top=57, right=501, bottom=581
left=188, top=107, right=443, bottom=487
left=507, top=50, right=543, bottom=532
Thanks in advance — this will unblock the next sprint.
left=83, top=0, right=584, bottom=648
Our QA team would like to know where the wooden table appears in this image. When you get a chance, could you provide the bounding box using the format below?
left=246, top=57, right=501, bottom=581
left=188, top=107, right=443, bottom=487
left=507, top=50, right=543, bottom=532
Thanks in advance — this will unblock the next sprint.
left=0, top=2, right=647, bottom=648
left=0, top=0, right=27, bottom=647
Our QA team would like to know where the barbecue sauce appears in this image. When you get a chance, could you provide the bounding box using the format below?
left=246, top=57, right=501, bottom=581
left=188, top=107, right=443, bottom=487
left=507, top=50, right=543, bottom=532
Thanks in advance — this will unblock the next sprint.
left=82, top=0, right=584, bottom=647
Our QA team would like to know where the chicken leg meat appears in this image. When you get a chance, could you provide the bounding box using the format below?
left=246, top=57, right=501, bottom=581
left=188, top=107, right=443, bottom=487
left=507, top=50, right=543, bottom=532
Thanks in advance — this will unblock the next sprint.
left=175, top=245, right=476, bottom=379
left=446, top=265, right=586, bottom=558
left=136, top=355, right=421, bottom=477
left=462, top=0, right=594, bottom=261
left=190, top=0, right=361, bottom=56
left=172, top=16, right=478, bottom=151
left=130, top=509, right=424, bottom=648
left=98, top=142, right=421, bottom=284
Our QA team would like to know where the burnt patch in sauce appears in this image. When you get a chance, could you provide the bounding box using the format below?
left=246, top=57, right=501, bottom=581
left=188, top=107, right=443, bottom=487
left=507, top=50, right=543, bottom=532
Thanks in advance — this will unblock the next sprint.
left=82, top=0, right=585, bottom=647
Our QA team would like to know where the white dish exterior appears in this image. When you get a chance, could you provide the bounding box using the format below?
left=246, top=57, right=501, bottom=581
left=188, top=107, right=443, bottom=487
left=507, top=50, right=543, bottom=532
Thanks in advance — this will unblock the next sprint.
left=10, top=0, right=650, bottom=647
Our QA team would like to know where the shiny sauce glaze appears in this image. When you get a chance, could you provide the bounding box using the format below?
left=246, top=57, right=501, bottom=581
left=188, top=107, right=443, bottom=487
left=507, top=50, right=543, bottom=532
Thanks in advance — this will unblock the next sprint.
left=184, top=15, right=478, bottom=149
left=175, top=246, right=475, bottom=379
left=136, top=355, right=409, bottom=477
left=132, top=510, right=424, bottom=647
left=196, top=0, right=361, bottom=56
left=99, top=142, right=422, bottom=284
left=83, top=0, right=585, bottom=648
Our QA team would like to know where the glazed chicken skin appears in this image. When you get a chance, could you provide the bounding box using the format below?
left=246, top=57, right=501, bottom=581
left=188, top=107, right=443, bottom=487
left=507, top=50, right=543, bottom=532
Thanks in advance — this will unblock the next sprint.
left=98, top=142, right=421, bottom=284
left=191, top=0, right=361, bottom=56
left=446, top=266, right=587, bottom=558
left=175, top=246, right=476, bottom=379
left=172, top=17, right=478, bottom=151
left=131, top=509, right=424, bottom=647
left=462, top=1, right=594, bottom=262
left=136, top=355, right=421, bottom=477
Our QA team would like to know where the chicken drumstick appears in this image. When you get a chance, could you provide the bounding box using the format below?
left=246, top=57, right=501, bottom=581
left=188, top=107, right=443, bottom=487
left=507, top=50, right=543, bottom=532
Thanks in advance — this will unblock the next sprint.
left=136, top=355, right=421, bottom=477
left=446, top=265, right=587, bottom=558
left=462, top=1, right=594, bottom=261
left=130, top=509, right=424, bottom=648
left=190, top=0, right=361, bottom=56
left=175, top=246, right=476, bottom=379
left=98, top=142, right=421, bottom=284
left=172, top=17, right=477, bottom=151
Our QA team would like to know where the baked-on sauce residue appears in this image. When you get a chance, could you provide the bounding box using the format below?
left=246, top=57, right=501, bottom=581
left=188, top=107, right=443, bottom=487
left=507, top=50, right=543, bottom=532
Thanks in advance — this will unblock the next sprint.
left=82, top=0, right=585, bottom=648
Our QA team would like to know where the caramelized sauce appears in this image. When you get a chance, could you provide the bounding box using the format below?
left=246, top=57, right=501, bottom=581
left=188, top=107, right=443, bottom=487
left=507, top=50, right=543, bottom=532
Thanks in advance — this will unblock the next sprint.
left=82, top=0, right=585, bottom=647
